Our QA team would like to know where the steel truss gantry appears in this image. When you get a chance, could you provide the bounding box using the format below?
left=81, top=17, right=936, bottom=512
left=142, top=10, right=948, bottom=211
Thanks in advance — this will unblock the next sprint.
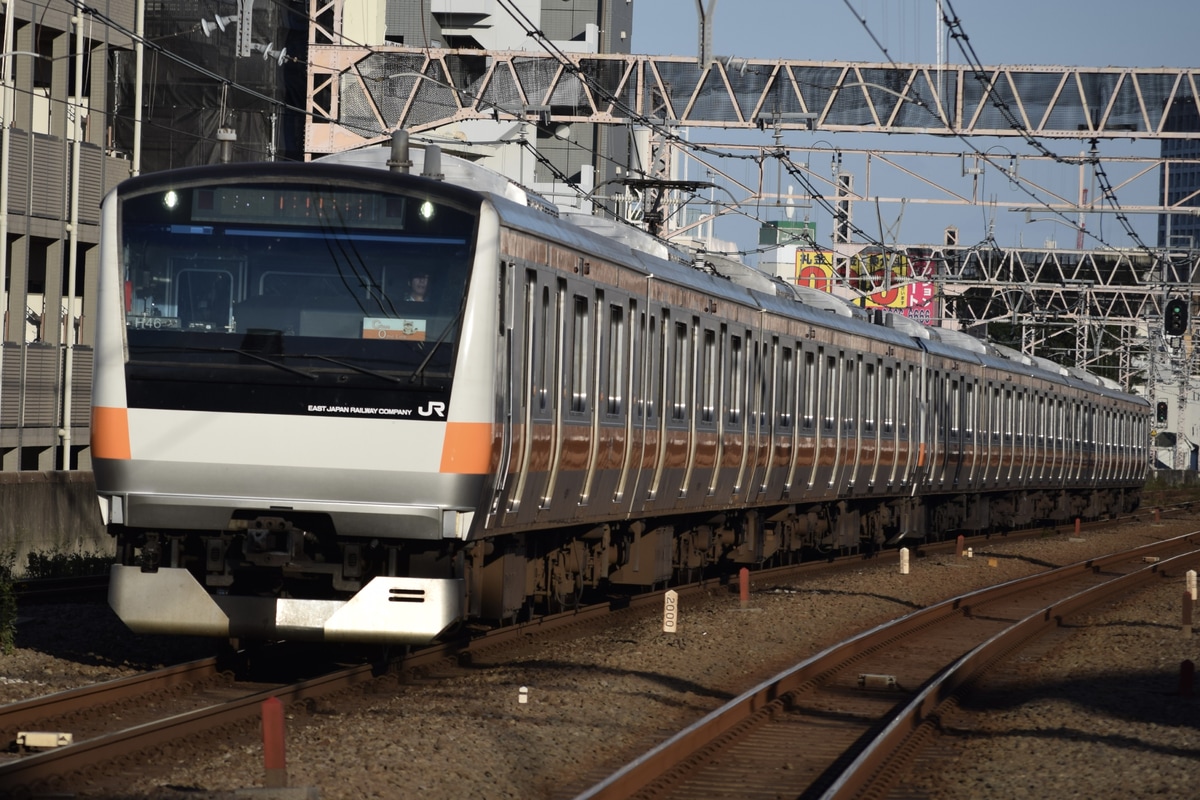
left=305, top=39, right=1200, bottom=152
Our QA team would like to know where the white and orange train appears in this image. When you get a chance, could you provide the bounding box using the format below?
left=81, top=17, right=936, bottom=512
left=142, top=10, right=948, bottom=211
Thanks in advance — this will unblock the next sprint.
left=91, top=135, right=1150, bottom=644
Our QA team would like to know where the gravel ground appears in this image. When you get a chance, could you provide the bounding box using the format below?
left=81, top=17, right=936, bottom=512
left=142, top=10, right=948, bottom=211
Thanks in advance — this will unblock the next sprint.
left=5, top=513, right=1200, bottom=799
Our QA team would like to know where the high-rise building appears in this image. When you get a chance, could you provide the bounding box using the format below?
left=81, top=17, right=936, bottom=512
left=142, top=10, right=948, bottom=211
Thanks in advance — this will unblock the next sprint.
left=1158, top=99, right=1200, bottom=254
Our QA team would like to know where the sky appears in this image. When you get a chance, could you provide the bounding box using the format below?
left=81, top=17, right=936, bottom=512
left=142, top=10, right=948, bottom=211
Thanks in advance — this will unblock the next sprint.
left=627, top=1, right=1199, bottom=256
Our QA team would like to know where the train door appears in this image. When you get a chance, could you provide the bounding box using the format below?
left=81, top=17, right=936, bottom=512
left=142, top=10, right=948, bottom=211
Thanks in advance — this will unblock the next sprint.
left=871, top=362, right=894, bottom=489
left=577, top=289, right=610, bottom=515
left=864, top=362, right=883, bottom=489
left=647, top=313, right=688, bottom=509
left=946, top=376, right=962, bottom=487
left=689, top=324, right=719, bottom=500
left=485, top=259, right=518, bottom=527
left=795, top=348, right=818, bottom=492
left=780, top=343, right=802, bottom=497
left=614, top=299, right=645, bottom=506
left=832, top=353, right=857, bottom=491
left=963, top=379, right=978, bottom=488
left=806, top=346, right=828, bottom=491
left=730, top=331, right=753, bottom=499
left=844, top=355, right=873, bottom=491
left=987, top=384, right=1001, bottom=487
left=755, top=337, right=779, bottom=500
left=627, top=307, right=663, bottom=511
left=536, top=278, right=569, bottom=517
left=707, top=324, right=733, bottom=500
left=892, top=362, right=914, bottom=488
left=669, top=316, right=703, bottom=507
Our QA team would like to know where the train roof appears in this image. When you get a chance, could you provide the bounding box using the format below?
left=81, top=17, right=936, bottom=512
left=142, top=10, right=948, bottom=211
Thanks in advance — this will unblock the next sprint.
left=324, top=139, right=1141, bottom=407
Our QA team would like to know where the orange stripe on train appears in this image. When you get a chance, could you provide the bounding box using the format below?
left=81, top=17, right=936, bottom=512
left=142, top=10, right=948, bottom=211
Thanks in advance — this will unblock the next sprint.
left=91, top=406, right=131, bottom=460
left=439, top=422, right=494, bottom=474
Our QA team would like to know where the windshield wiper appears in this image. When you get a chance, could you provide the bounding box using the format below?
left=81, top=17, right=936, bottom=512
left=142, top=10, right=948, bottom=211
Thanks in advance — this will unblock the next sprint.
left=410, top=309, right=463, bottom=384
left=299, top=354, right=402, bottom=383
left=218, top=347, right=318, bottom=380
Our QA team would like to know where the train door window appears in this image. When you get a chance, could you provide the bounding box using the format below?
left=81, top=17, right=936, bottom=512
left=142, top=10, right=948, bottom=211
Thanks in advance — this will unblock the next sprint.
left=881, top=365, right=895, bottom=434
left=630, top=305, right=645, bottom=420
left=652, top=310, right=667, bottom=422
left=965, top=381, right=975, bottom=440
left=701, top=328, right=716, bottom=423
left=779, top=344, right=794, bottom=428
left=898, top=364, right=910, bottom=438
left=728, top=334, right=744, bottom=425
left=644, top=311, right=659, bottom=422
left=864, top=360, right=877, bottom=433
left=843, top=356, right=858, bottom=434
left=521, top=271, right=538, bottom=417
left=802, top=350, right=816, bottom=429
left=762, top=338, right=777, bottom=428
left=823, top=354, right=838, bottom=432
left=570, top=294, right=590, bottom=413
left=1003, top=388, right=1013, bottom=443
left=671, top=320, right=690, bottom=420
left=536, top=284, right=551, bottom=412
left=949, top=379, right=961, bottom=437
left=605, top=303, right=625, bottom=416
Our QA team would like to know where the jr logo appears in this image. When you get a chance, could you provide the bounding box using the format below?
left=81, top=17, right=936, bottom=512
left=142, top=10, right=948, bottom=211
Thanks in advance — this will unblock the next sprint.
left=418, top=401, right=446, bottom=418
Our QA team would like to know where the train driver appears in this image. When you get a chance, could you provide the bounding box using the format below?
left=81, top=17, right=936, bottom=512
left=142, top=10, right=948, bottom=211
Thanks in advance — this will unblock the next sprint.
left=404, top=271, right=430, bottom=303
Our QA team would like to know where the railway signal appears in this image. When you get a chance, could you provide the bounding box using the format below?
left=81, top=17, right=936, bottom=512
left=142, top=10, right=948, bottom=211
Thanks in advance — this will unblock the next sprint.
left=1165, top=297, right=1189, bottom=336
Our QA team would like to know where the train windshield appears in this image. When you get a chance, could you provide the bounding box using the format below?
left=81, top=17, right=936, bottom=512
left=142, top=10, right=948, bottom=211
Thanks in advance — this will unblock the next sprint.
left=119, top=179, right=479, bottom=385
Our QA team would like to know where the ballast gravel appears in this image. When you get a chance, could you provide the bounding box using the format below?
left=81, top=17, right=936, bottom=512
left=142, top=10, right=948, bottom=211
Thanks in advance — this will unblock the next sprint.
left=5, top=513, right=1200, bottom=800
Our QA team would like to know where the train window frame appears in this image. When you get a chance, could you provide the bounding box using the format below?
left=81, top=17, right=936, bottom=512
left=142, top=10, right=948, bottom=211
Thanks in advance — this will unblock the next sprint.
left=728, top=333, right=744, bottom=426
left=802, top=349, right=816, bottom=429
left=823, top=354, right=838, bottom=432
left=863, top=359, right=877, bottom=434
left=670, top=319, right=690, bottom=422
left=700, top=326, right=717, bottom=424
left=881, top=364, right=895, bottom=435
left=842, top=355, right=858, bottom=435
left=605, top=302, right=625, bottom=417
left=779, top=344, right=794, bottom=428
left=570, top=293, right=590, bottom=414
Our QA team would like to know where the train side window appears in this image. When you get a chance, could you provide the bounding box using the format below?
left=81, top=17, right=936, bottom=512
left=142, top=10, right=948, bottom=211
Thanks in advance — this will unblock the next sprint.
left=760, top=338, right=776, bottom=428
left=881, top=365, right=895, bottom=434
left=802, top=350, right=816, bottom=429
left=536, top=284, right=551, bottom=412
left=701, top=328, right=716, bottom=423
left=779, top=345, right=794, bottom=428
left=605, top=303, right=624, bottom=416
left=843, top=356, right=858, bottom=433
left=965, top=381, right=975, bottom=439
left=949, top=379, right=960, bottom=437
left=631, top=305, right=645, bottom=420
left=648, top=312, right=663, bottom=421
left=864, top=360, right=877, bottom=433
left=728, top=334, right=743, bottom=425
left=823, top=355, right=837, bottom=432
left=571, top=294, right=590, bottom=414
left=672, top=320, right=689, bottom=420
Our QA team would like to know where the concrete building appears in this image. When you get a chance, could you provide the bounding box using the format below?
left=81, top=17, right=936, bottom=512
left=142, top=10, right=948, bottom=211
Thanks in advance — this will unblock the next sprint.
left=0, top=0, right=136, bottom=472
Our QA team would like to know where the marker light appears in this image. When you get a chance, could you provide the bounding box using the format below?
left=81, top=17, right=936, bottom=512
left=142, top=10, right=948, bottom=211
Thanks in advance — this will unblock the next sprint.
left=163, top=190, right=179, bottom=210
left=419, top=200, right=435, bottom=220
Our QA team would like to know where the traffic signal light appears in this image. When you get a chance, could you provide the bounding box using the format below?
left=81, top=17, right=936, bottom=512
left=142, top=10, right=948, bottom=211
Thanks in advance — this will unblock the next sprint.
left=1165, top=297, right=1189, bottom=336
left=1156, top=401, right=1169, bottom=425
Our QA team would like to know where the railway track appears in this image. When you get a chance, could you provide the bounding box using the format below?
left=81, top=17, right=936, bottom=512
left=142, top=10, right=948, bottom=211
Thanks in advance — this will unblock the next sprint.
left=571, top=530, right=1200, bottom=800
left=0, top=505, right=1191, bottom=796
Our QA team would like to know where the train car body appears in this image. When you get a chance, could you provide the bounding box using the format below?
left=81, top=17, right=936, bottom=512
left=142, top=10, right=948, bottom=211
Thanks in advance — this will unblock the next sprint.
left=91, top=138, right=1150, bottom=644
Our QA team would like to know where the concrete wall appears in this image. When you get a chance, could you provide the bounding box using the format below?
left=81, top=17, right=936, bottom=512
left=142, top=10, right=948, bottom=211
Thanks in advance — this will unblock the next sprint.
left=0, top=471, right=112, bottom=574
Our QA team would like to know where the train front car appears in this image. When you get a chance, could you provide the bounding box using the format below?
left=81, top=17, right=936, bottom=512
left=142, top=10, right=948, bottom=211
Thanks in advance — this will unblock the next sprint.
left=91, top=162, right=499, bottom=644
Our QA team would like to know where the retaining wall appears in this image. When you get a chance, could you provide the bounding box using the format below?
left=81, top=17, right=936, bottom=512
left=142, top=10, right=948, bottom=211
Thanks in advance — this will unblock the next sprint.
left=0, top=471, right=112, bottom=573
